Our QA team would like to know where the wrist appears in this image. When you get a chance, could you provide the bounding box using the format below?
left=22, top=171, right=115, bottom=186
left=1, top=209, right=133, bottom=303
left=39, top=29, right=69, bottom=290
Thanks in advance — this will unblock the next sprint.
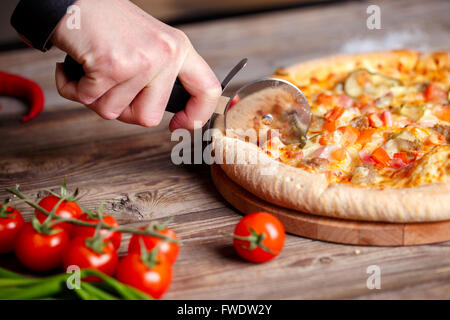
left=11, top=0, right=78, bottom=52
left=50, top=0, right=84, bottom=54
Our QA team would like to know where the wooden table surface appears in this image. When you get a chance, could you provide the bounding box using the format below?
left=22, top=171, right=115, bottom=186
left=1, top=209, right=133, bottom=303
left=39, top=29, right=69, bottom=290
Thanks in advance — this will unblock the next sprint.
left=1, top=0, right=450, bottom=299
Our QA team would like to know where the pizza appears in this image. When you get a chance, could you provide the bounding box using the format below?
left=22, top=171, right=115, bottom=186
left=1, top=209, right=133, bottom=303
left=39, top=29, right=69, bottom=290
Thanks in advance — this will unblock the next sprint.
left=213, top=50, right=450, bottom=222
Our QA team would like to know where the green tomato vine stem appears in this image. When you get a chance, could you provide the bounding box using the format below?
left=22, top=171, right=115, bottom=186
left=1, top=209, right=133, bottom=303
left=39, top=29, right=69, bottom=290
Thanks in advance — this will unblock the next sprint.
left=6, top=185, right=178, bottom=244
left=228, top=228, right=275, bottom=254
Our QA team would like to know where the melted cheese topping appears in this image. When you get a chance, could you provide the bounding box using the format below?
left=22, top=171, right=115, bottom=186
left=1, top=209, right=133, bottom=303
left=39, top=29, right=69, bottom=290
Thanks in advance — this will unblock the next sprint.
left=255, top=62, right=450, bottom=188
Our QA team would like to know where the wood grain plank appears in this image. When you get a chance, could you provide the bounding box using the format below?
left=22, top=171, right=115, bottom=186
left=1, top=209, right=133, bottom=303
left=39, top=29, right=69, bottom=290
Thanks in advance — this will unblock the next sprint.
left=131, top=0, right=327, bottom=22
left=0, top=0, right=449, bottom=299
left=404, top=221, right=450, bottom=246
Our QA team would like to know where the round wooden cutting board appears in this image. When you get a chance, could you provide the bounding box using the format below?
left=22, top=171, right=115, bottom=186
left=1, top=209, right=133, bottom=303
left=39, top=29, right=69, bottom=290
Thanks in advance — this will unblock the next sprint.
left=211, top=164, right=450, bottom=246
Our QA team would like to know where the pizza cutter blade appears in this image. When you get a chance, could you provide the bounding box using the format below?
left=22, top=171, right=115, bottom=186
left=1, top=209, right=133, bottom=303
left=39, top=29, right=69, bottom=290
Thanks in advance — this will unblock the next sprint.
left=222, top=77, right=311, bottom=147
left=63, top=56, right=311, bottom=142
left=165, top=60, right=311, bottom=144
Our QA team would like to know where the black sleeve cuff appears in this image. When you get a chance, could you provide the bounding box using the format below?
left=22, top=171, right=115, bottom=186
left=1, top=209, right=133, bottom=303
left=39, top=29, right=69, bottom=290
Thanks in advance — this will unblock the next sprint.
left=11, top=0, right=78, bottom=52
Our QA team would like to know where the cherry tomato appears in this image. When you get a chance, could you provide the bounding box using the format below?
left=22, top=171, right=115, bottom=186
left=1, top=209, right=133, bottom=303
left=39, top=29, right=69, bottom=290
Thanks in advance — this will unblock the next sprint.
left=233, top=212, right=285, bottom=263
left=14, top=222, right=70, bottom=271
left=71, top=213, right=122, bottom=250
left=0, top=206, right=24, bottom=253
left=35, top=195, right=82, bottom=234
left=128, top=227, right=179, bottom=265
left=116, top=253, right=172, bottom=299
left=62, top=236, right=118, bottom=280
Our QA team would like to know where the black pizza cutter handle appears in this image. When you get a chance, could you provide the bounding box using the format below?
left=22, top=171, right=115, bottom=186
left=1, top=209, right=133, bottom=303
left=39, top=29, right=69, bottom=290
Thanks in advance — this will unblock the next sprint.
left=63, top=55, right=247, bottom=113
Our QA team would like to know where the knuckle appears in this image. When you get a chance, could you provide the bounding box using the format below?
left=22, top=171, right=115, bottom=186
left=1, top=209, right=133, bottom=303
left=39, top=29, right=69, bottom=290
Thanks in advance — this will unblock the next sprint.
left=81, top=51, right=97, bottom=70
left=173, top=29, right=190, bottom=48
left=78, top=96, right=95, bottom=105
left=76, top=90, right=96, bottom=105
left=84, top=52, right=107, bottom=74
left=133, top=51, right=154, bottom=76
left=108, top=57, right=128, bottom=82
left=136, top=115, right=162, bottom=128
left=158, top=29, right=189, bottom=58
left=88, top=51, right=127, bottom=82
left=204, top=79, right=222, bottom=99
left=139, top=54, right=153, bottom=72
left=97, top=108, right=121, bottom=120
left=77, top=87, right=100, bottom=105
left=160, top=37, right=178, bottom=57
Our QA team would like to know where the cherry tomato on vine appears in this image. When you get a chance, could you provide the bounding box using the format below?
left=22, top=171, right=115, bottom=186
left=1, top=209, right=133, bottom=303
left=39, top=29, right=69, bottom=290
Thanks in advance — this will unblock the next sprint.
left=128, top=226, right=179, bottom=265
left=71, top=213, right=122, bottom=250
left=15, top=222, right=70, bottom=271
left=62, top=236, right=118, bottom=280
left=116, top=253, right=172, bottom=299
left=233, top=212, right=285, bottom=263
left=35, top=195, right=82, bottom=234
left=0, top=206, right=24, bottom=253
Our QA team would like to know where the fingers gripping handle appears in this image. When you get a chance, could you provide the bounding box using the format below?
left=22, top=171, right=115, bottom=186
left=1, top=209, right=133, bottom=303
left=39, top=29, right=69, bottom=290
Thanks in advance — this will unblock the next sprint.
left=63, top=55, right=247, bottom=114
left=63, top=55, right=189, bottom=113
left=167, top=79, right=191, bottom=114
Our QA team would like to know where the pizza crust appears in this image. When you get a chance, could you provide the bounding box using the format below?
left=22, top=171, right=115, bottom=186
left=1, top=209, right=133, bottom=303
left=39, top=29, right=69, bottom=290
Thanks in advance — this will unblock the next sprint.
left=213, top=50, right=450, bottom=222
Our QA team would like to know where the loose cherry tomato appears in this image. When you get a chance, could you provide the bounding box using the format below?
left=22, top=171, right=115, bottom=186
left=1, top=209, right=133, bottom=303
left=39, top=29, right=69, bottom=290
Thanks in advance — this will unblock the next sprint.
left=35, top=195, right=82, bottom=234
left=233, top=212, right=285, bottom=263
left=128, top=226, right=179, bottom=265
left=62, top=236, right=118, bottom=280
left=116, top=253, right=172, bottom=299
left=0, top=206, right=24, bottom=253
left=15, top=222, right=69, bottom=271
left=71, top=213, right=122, bottom=250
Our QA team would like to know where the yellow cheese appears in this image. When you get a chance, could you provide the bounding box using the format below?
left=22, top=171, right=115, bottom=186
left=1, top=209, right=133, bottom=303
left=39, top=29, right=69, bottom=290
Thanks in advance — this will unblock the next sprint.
left=406, top=145, right=450, bottom=187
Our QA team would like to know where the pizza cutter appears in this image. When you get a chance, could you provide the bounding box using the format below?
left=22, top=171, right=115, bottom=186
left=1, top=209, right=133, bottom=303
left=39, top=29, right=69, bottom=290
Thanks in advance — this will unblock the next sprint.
left=63, top=56, right=311, bottom=144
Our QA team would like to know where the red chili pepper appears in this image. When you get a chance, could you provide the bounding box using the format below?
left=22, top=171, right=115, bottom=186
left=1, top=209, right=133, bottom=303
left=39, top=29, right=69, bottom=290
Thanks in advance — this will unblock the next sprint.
left=0, top=71, right=44, bottom=122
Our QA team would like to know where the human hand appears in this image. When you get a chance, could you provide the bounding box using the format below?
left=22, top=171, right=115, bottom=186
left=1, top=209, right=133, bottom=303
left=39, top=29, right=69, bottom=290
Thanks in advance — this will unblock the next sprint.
left=51, top=0, right=221, bottom=130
